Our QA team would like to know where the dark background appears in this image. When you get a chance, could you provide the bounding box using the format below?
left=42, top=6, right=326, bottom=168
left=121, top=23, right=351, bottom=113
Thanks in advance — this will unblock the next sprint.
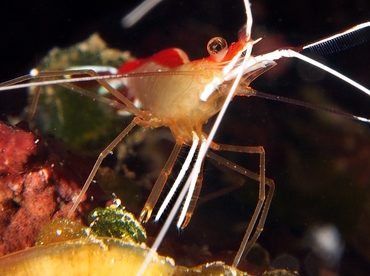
left=1, top=0, right=370, bottom=275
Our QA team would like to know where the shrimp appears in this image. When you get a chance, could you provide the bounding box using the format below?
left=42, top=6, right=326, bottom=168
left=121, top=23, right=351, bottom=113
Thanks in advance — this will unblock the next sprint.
left=1, top=0, right=370, bottom=275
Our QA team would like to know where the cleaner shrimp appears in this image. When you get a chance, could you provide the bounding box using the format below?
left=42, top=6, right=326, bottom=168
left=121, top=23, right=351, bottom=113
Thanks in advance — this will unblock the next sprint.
left=0, top=0, right=366, bottom=274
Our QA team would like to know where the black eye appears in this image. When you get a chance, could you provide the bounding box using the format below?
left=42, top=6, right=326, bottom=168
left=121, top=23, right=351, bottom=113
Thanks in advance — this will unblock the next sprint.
left=207, top=37, right=228, bottom=55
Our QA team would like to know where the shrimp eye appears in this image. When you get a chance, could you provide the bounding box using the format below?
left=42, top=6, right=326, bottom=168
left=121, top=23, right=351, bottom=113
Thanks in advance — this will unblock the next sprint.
left=207, top=37, right=228, bottom=62
left=207, top=37, right=228, bottom=55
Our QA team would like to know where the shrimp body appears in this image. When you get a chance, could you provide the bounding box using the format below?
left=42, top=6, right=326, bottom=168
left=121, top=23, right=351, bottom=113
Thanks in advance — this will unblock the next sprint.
left=128, top=60, right=225, bottom=142
left=117, top=39, right=262, bottom=143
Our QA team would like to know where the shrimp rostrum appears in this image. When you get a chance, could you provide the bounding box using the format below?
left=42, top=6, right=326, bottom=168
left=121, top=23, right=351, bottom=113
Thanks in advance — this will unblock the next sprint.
left=1, top=0, right=370, bottom=271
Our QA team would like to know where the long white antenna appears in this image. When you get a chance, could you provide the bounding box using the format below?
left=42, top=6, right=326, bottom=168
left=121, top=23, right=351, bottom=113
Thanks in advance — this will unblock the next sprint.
left=121, top=0, right=163, bottom=28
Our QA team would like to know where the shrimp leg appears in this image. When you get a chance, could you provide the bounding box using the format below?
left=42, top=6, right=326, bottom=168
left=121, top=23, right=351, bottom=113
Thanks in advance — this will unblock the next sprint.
left=32, top=69, right=146, bottom=118
left=178, top=160, right=204, bottom=229
left=68, top=118, right=139, bottom=216
left=139, top=142, right=182, bottom=223
left=207, top=144, right=275, bottom=268
left=0, top=69, right=146, bottom=120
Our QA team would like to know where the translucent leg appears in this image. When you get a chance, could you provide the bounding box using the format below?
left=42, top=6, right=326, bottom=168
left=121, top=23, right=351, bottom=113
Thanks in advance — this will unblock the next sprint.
left=207, top=144, right=275, bottom=268
left=139, top=142, right=183, bottom=223
left=179, top=160, right=204, bottom=229
left=68, top=118, right=138, bottom=216
left=195, top=158, right=244, bottom=207
left=141, top=132, right=205, bottom=229
left=0, top=69, right=146, bottom=120
left=28, top=82, right=129, bottom=122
